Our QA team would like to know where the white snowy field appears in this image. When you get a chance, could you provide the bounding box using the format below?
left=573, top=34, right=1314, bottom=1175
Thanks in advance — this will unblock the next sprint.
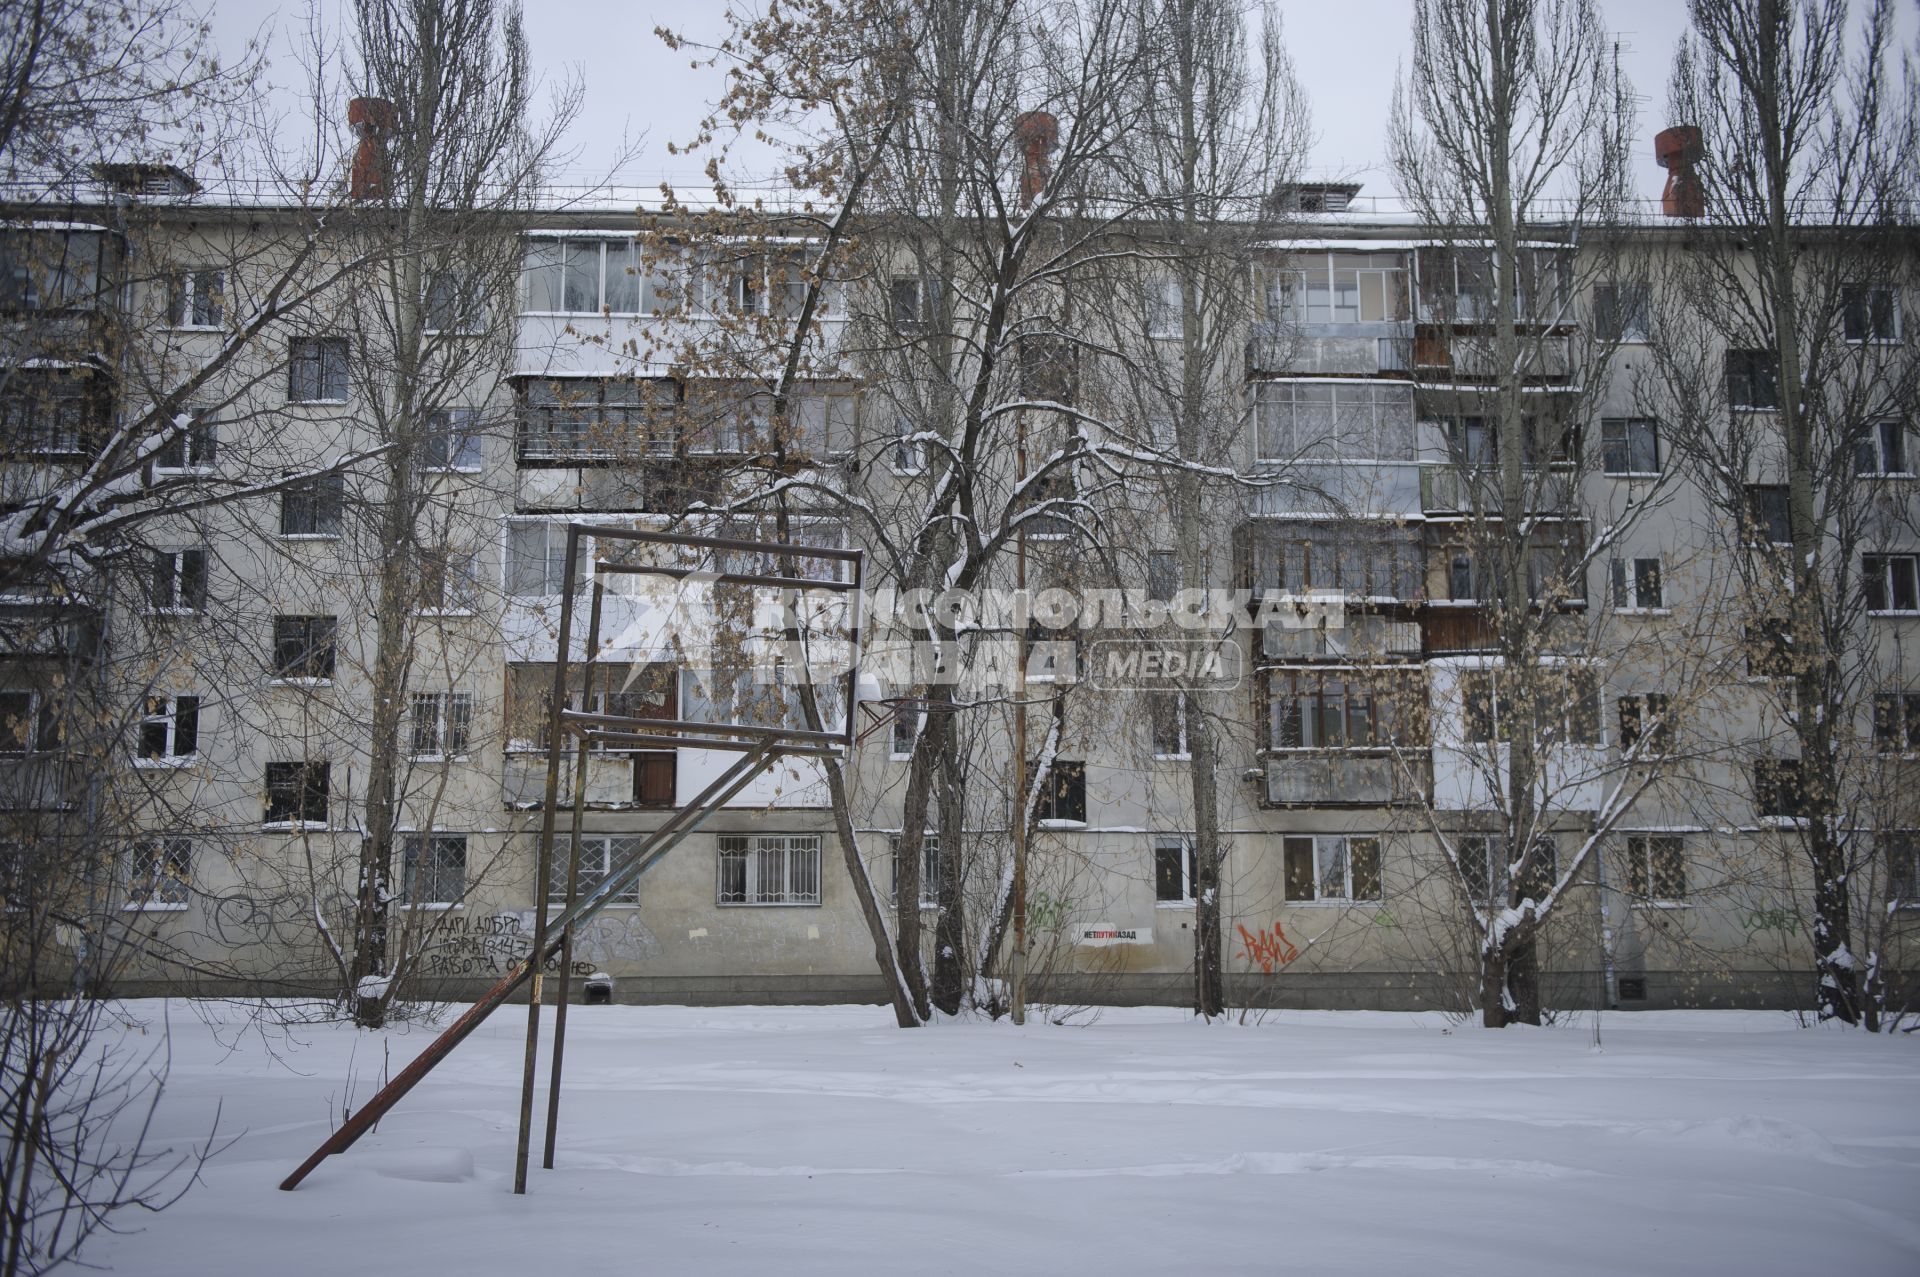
left=80, top=1001, right=1920, bottom=1276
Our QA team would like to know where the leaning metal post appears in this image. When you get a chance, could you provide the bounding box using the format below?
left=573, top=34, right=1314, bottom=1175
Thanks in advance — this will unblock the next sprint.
left=279, top=741, right=782, bottom=1192
left=516, top=524, right=583, bottom=1195
left=545, top=576, right=605, bottom=1168
left=277, top=526, right=865, bottom=1193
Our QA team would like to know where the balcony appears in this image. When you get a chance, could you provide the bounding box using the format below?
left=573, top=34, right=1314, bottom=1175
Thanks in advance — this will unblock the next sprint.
left=1236, top=521, right=1425, bottom=605
left=0, top=755, right=79, bottom=812
left=501, top=751, right=675, bottom=810
left=1263, top=752, right=1428, bottom=807
left=1247, top=323, right=1412, bottom=377
left=513, top=462, right=725, bottom=514
left=1419, top=466, right=1576, bottom=516
left=1412, top=328, right=1573, bottom=383
left=1262, top=615, right=1422, bottom=661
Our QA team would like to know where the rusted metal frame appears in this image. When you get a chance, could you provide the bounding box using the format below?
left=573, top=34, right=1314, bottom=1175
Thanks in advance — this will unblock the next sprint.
left=540, top=740, right=780, bottom=939
left=278, top=741, right=783, bottom=1192
left=544, top=576, right=605, bottom=1169
left=560, top=709, right=844, bottom=746
left=581, top=524, right=862, bottom=564
left=282, top=523, right=864, bottom=1193
left=576, top=728, right=843, bottom=757
left=514, top=523, right=585, bottom=1195
left=590, top=562, right=855, bottom=594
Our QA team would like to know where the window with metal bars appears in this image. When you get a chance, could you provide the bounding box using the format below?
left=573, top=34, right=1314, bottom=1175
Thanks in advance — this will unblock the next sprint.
left=716, top=833, right=821, bottom=905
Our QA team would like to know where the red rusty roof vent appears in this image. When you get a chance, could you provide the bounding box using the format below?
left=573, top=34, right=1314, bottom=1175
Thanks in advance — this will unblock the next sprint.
left=348, top=97, right=395, bottom=202
left=1655, top=126, right=1705, bottom=219
left=1012, top=111, right=1059, bottom=208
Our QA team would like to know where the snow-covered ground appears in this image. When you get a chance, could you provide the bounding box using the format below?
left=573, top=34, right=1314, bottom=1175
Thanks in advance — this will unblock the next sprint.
left=86, top=1002, right=1920, bottom=1276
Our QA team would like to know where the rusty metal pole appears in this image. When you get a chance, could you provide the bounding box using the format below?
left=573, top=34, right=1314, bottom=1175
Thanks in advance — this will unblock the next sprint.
left=515, top=525, right=583, bottom=1195
left=544, top=577, right=604, bottom=1169
left=281, top=743, right=782, bottom=1192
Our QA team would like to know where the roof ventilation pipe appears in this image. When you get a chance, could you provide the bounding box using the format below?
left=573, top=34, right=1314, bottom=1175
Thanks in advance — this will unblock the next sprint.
left=1654, top=126, right=1705, bottom=219
left=1013, top=111, right=1059, bottom=209
left=348, top=97, right=396, bottom=202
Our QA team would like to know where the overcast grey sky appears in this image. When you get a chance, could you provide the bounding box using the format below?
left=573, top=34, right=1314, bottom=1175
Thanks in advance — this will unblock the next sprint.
left=205, top=1, right=1855, bottom=203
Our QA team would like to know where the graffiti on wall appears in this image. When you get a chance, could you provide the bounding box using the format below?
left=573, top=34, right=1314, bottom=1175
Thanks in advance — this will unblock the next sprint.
left=1742, top=906, right=1798, bottom=939
left=1235, top=921, right=1299, bottom=974
left=418, top=911, right=662, bottom=978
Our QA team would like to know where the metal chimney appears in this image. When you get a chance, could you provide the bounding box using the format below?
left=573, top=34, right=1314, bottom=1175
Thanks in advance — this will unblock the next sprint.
left=1655, top=126, right=1705, bottom=219
left=348, top=97, right=395, bottom=202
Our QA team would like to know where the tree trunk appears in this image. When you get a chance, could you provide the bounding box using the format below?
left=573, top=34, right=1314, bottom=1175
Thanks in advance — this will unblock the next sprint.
left=930, top=723, right=968, bottom=1014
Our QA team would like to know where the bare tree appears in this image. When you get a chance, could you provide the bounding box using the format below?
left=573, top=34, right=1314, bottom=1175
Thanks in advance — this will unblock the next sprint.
left=0, top=0, right=258, bottom=192
left=1104, top=0, right=1308, bottom=1017
left=1386, top=0, right=1639, bottom=1026
left=1644, top=0, right=1918, bottom=1026
left=319, top=0, right=579, bottom=1027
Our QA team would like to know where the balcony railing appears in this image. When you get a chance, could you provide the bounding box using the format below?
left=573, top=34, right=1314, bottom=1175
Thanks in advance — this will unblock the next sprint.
left=1263, top=752, right=1428, bottom=806
left=502, top=752, right=675, bottom=809
left=1419, top=466, right=1576, bottom=515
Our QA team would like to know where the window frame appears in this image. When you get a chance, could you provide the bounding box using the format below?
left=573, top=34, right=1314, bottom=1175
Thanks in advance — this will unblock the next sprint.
left=890, top=415, right=926, bottom=474
left=288, top=336, right=350, bottom=403
left=263, top=760, right=330, bottom=827
left=547, top=834, right=643, bottom=905
left=1456, top=833, right=1556, bottom=907
left=1626, top=834, right=1688, bottom=904
left=888, top=832, right=942, bottom=909
left=1148, top=690, right=1190, bottom=760
left=1266, top=669, right=1417, bottom=752
left=1863, top=553, right=1920, bottom=615
left=149, top=546, right=208, bottom=613
left=1609, top=556, right=1665, bottom=613
left=1153, top=835, right=1198, bottom=904
left=505, top=519, right=587, bottom=597
left=424, top=268, right=487, bottom=335
left=417, top=407, right=484, bottom=472
left=152, top=410, right=217, bottom=472
left=400, top=832, right=469, bottom=907
left=1, top=368, right=106, bottom=458
left=1724, top=349, right=1780, bottom=411
left=0, top=689, right=58, bottom=756
left=1752, top=758, right=1809, bottom=822
left=1035, top=759, right=1087, bottom=825
left=165, top=268, right=225, bottom=329
left=416, top=547, right=480, bottom=615
left=1885, top=832, right=1920, bottom=906
left=1592, top=280, right=1651, bottom=343
left=135, top=694, right=200, bottom=766
left=1742, top=484, right=1792, bottom=547
left=408, top=690, right=474, bottom=759
left=715, top=833, right=823, bottom=906
left=889, top=707, right=922, bottom=760
left=887, top=275, right=941, bottom=333
left=1282, top=834, right=1383, bottom=904
left=1617, top=693, right=1673, bottom=757
left=1460, top=667, right=1601, bottom=746
left=1872, top=692, right=1920, bottom=755
left=271, top=615, right=338, bottom=681
left=1600, top=417, right=1660, bottom=477
left=278, top=472, right=345, bottom=538
left=1841, top=283, right=1899, bottom=344
left=124, top=836, right=191, bottom=910
left=1855, top=419, right=1911, bottom=478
